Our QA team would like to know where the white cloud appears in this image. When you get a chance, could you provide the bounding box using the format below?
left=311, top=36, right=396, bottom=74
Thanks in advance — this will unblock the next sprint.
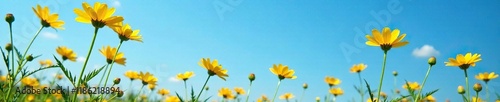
left=412, top=45, right=440, bottom=58
left=168, top=76, right=181, bottom=83
left=77, top=57, right=85, bottom=62
left=42, top=32, right=59, bottom=39
left=112, top=0, right=121, bottom=7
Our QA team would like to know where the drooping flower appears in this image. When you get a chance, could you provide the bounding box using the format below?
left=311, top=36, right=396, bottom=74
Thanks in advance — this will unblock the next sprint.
left=279, top=93, right=295, bottom=100
left=56, top=46, right=77, bottom=62
left=475, top=72, right=498, bottom=83
left=39, top=59, right=53, bottom=67
left=32, top=4, right=64, bottom=29
left=176, top=71, right=194, bottom=81
left=324, top=76, right=341, bottom=87
left=165, top=96, right=181, bottom=102
left=74, top=2, right=124, bottom=28
left=329, top=88, right=344, bottom=96
left=112, top=22, right=143, bottom=42
left=444, top=53, right=481, bottom=70
left=218, top=87, right=235, bottom=99
left=402, top=82, right=421, bottom=90
left=138, top=71, right=157, bottom=85
left=234, top=87, right=245, bottom=95
left=99, top=45, right=126, bottom=65
left=124, top=70, right=140, bottom=80
left=365, top=27, right=409, bottom=52
left=158, top=88, right=170, bottom=96
left=350, top=63, right=367, bottom=73
left=269, top=64, right=297, bottom=80
left=198, top=58, right=228, bottom=80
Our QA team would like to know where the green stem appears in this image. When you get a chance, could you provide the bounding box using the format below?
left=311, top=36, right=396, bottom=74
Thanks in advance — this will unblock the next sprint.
left=464, top=69, right=470, bottom=102
left=195, top=75, right=212, bottom=101
left=97, top=64, right=110, bottom=86
left=21, top=26, right=44, bottom=61
left=184, top=80, right=188, bottom=102
left=376, top=51, right=388, bottom=101
left=300, top=88, right=305, bottom=102
left=271, top=80, right=282, bottom=102
left=103, top=40, right=124, bottom=88
left=108, top=94, right=118, bottom=101
left=5, top=22, right=14, bottom=101
left=415, top=65, right=433, bottom=101
left=245, top=81, right=253, bottom=102
left=134, top=85, right=145, bottom=102
left=358, top=73, right=364, bottom=102
left=326, top=86, right=332, bottom=102
left=332, top=96, right=336, bottom=102
left=73, top=27, right=100, bottom=101
left=475, top=91, right=479, bottom=102
left=486, top=82, right=489, bottom=102
left=461, top=94, right=468, bottom=102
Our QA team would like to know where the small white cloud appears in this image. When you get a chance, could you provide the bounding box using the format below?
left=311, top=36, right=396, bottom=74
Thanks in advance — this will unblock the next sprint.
left=76, top=57, right=85, bottom=62
left=112, top=0, right=121, bottom=7
left=42, top=32, right=59, bottom=39
left=412, top=45, right=440, bottom=58
left=168, top=76, right=180, bottom=83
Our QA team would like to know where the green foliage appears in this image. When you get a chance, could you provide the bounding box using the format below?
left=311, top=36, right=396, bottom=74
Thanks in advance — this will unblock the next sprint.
left=54, top=55, right=76, bottom=86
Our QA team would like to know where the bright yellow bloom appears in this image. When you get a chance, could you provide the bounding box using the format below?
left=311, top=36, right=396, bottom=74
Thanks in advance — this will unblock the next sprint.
left=26, top=95, right=35, bottom=102
left=324, top=76, right=341, bottom=87
left=198, top=58, right=229, bottom=80
left=329, top=88, right=344, bottom=96
left=55, top=74, right=63, bottom=80
left=124, top=70, right=140, bottom=80
left=74, top=2, right=123, bottom=28
left=139, top=71, right=157, bottom=85
left=39, top=59, right=53, bottom=67
left=365, top=27, right=409, bottom=51
left=148, top=84, right=156, bottom=90
left=279, top=93, right=295, bottom=100
left=472, top=97, right=484, bottom=102
left=158, top=88, right=170, bottom=96
left=56, top=46, right=77, bottom=62
left=257, top=95, right=268, bottom=102
left=269, top=64, right=297, bottom=80
left=21, top=77, right=40, bottom=87
left=218, top=87, right=235, bottom=99
left=350, top=63, right=367, bottom=73
left=366, top=98, right=379, bottom=102
left=32, top=4, right=64, bottom=29
left=475, top=72, right=498, bottom=83
left=423, top=95, right=436, bottom=102
left=1, top=75, right=9, bottom=82
left=445, top=53, right=481, bottom=70
left=402, top=82, right=421, bottom=90
left=99, top=45, right=126, bottom=65
left=234, top=87, right=245, bottom=95
left=45, top=99, right=52, bottom=102
left=53, top=94, right=62, bottom=100
left=112, top=22, right=143, bottom=42
left=496, top=99, right=499, bottom=102
left=176, top=71, right=194, bottom=81
left=165, top=96, right=181, bottom=102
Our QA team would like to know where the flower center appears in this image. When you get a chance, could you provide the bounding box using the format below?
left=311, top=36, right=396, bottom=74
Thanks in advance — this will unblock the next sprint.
left=91, top=20, right=106, bottom=28
left=380, top=44, right=392, bottom=52
left=459, top=64, right=470, bottom=70
left=41, top=20, right=50, bottom=28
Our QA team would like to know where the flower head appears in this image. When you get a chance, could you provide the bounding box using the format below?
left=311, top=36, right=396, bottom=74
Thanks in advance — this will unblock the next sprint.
left=365, top=27, right=409, bottom=52
left=475, top=72, right=498, bottom=83
left=472, top=97, right=484, bottom=102
left=269, top=64, right=297, bottom=80
left=32, top=4, right=64, bottom=29
left=148, top=83, right=156, bottom=90
left=176, top=71, right=194, bottom=81
left=124, top=70, right=140, bottom=80
left=350, top=63, right=367, bottom=73
left=457, top=85, right=465, bottom=94
left=445, top=53, right=481, bottom=70
left=165, top=96, right=181, bottom=102
left=257, top=95, right=268, bottom=102
left=158, top=88, right=170, bottom=96
left=234, top=87, right=245, bottom=95
left=55, top=74, right=64, bottom=80
left=424, top=95, right=436, bottom=102
left=112, top=22, right=143, bottom=42
left=218, top=87, right=235, bottom=99
left=39, top=59, right=53, bottom=67
left=402, top=82, right=420, bottom=90
left=329, top=88, right=344, bottom=96
left=56, top=46, right=77, bottom=62
left=74, top=2, right=123, bottom=28
left=473, top=83, right=482, bottom=92
left=99, top=45, right=126, bottom=65
left=198, top=58, right=228, bottom=80
left=139, top=71, right=157, bottom=85
left=279, top=93, right=294, bottom=100
left=5, top=13, right=14, bottom=23
left=303, top=83, right=308, bottom=89
left=428, top=56, right=436, bottom=66
left=21, top=77, right=40, bottom=87
left=248, top=73, right=255, bottom=82
left=324, top=76, right=341, bottom=87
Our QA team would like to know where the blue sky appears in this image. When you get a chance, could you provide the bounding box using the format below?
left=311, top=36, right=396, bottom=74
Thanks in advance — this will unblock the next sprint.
left=1, top=0, right=500, bottom=102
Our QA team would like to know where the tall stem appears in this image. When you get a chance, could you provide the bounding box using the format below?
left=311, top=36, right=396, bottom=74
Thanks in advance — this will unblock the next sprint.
left=21, top=26, right=44, bottom=60
left=475, top=91, right=479, bottom=102
left=5, top=22, right=14, bottom=101
left=134, top=85, right=145, bottom=102
left=271, top=80, right=282, bottom=102
left=184, top=81, right=188, bottom=102
left=376, top=51, right=388, bottom=101
left=358, top=73, right=364, bottom=102
left=97, top=64, right=110, bottom=86
left=103, top=41, right=124, bottom=88
left=245, top=81, right=253, bottom=102
left=73, top=27, right=100, bottom=101
left=195, top=76, right=211, bottom=101
left=486, top=82, right=489, bottom=102
left=415, top=65, right=433, bottom=101
left=299, top=88, right=305, bottom=102
left=464, top=70, right=470, bottom=102
left=326, top=86, right=332, bottom=102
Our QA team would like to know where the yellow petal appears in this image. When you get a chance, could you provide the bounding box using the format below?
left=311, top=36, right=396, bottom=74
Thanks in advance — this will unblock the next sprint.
left=392, top=41, right=408, bottom=48
left=382, top=27, right=391, bottom=43
left=390, top=29, right=400, bottom=43
left=372, top=29, right=384, bottom=44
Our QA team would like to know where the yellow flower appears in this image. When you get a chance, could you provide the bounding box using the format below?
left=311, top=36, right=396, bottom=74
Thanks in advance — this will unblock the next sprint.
left=165, top=96, right=181, bottom=102
left=56, top=46, right=77, bottom=62
left=74, top=2, right=123, bottom=28
left=139, top=71, right=157, bottom=85
left=350, top=63, right=367, bottom=73
left=324, top=76, right=341, bottom=87
left=402, top=82, right=420, bottom=90
left=366, top=98, right=378, bottom=102
left=445, top=53, right=482, bottom=70
left=158, top=88, right=170, bottom=96
left=234, top=87, right=245, bottom=95
left=379, top=92, right=387, bottom=99
left=365, top=27, right=409, bottom=52
left=99, top=45, right=126, bottom=65
left=21, top=77, right=40, bottom=87
left=124, top=70, right=140, bottom=80
left=0, top=75, right=8, bottom=82
left=148, top=84, right=156, bottom=90
left=257, top=95, right=268, bottom=102
left=53, top=94, right=62, bottom=100
left=423, top=95, right=436, bottom=102
left=55, top=74, right=63, bottom=80
left=112, top=22, right=143, bottom=42
left=32, top=4, right=64, bottom=29
left=39, top=59, right=53, bottom=67
left=475, top=72, right=498, bottom=83
left=472, top=97, right=484, bottom=102
left=176, top=71, right=194, bottom=81
left=198, top=58, right=229, bottom=80
left=45, top=99, right=52, bottom=102
left=218, top=87, right=235, bottom=99
left=329, top=88, right=344, bottom=96
left=279, top=93, right=295, bottom=100
left=269, top=64, right=297, bottom=80
left=26, top=95, right=35, bottom=102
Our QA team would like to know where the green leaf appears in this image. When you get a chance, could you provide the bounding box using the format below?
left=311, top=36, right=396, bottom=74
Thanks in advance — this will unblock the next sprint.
left=82, top=65, right=106, bottom=84
left=57, top=84, right=71, bottom=102
left=204, top=96, right=212, bottom=102
left=176, top=92, right=185, bottom=102
left=13, top=47, right=22, bottom=62
left=0, top=46, right=9, bottom=69
left=423, top=89, right=439, bottom=98
left=390, top=95, right=410, bottom=102
left=21, top=66, right=58, bottom=78
left=364, top=79, right=375, bottom=102
left=191, top=86, right=196, bottom=102
left=53, top=55, right=76, bottom=86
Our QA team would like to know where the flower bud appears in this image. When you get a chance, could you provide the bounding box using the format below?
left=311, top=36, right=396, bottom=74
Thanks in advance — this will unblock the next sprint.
left=315, top=97, right=320, bottom=102
left=205, top=86, right=209, bottom=91
left=26, top=54, right=34, bottom=62
left=248, top=73, right=255, bottom=82
left=395, top=89, right=400, bottom=94
left=393, top=71, right=398, bottom=77
left=5, top=43, right=12, bottom=52
left=473, top=83, right=482, bottom=92
left=117, top=90, right=124, bottom=97
left=5, top=13, right=14, bottom=23
left=380, top=92, right=387, bottom=99
left=428, top=56, right=436, bottom=66
left=303, top=83, right=308, bottom=89
left=114, top=78, right=121, bottom=85
left=457, top=86, right=465, bottom=94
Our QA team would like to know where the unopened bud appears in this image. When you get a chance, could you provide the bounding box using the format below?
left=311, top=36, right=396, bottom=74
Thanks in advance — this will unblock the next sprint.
left=473, top=83, right=482, bottom=92
left=393, top=71, right=398, bottom=77
left=5, top=43, right=12, bottom=52
left=428, top=56, right=436, bottom=66
left=303, top=83, right=308, bottom=89
left=458, top=86, right=465, bottom=94
left=26, top=54, right=34, bottom=62
left=114, top=78, right=121, bottom=84
left=248, top=73, right=255, bottom=82
left=380, top=92, right=387, bottom=99
left=315, top=97, right=320, bottom=102
left=395, top=89, right=400, bottom=94
left=205, top=86, right=209, bottom=91
left=5, top=13, right=14, bottom=23
left=117, top=90, right=124, bottom=97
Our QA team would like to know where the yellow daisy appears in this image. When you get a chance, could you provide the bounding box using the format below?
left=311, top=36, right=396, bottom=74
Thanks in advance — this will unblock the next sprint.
left=99, top=45, right=126, bottom=65
left=139, top=71, right=157, bottom=85
left=176, top=71, right=194, bottom=81
left=269, top=64, right=297, bottom=80
left=402, top=82, right=421, bottom=90
left=218, top=87, right=235, bottom=99
left=198, top=58, right=229, bottom=80
left=74, top=2, right=123, bottom=28
left=329, top=88, right=344, bottom=96
left=324, top=76, right=341, bottom=87
left=475, top=72, right=498, bottom=83
left=124, top=70, right=140, bottom=80
left=112, top=22, right=143, bottom=42
left=32, top=4, right=64, bottom=29
left=165, top=96, right=181, bottom=102
left=39, top=59, right=53, bottom=67
left=365, top=27, right=409, bottom=52
left=56, top=46, right=77, bottom=62
left=21, top=77, right=40, bottom=87
left=158, top=88, right=170, bottom=96
left=444, top=53, right=481, bottom=70
left=279, top=93, right=294, bottom=100
left=350, top=63, right=367, bottom=73
left=234, top=87, right=245, bottom=95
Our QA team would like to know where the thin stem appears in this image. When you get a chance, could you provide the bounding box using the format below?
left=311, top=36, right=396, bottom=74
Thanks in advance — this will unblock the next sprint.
left=299, top=88, right=305, bottom=102
left=475, top=91, right=479, bottom=102
left=103, top=40, right=124, bottom=88
left=195, top=76, right=212, bottom=101
left=461, top=94, right=468, bottom=102
left=97, top=64, right=111, bottom=86
left=333, top=96, right=336, bottom=102
left=415, top=65, right=433, bottom=101
left=271, top=80, right=282, bottom=102
left=73, top=27, right=100, bottom=101
left=376, top=52, right=388, bottom=101
left=326, top=86, right=332, bottom=102
left=134, top=85, right=145, bottom=102
left=245, top=81, right=253, bottom=102
left=464, top=70, right=470, bottom=102
left=486, top=82, right=489, bottom=102
left=5, top=22, right=14, bottom=101
left=21, top=26, right=44, bottom=60
left=184, top=80, right=188, bottom=102
left=358, top=73, right=364, bottom=102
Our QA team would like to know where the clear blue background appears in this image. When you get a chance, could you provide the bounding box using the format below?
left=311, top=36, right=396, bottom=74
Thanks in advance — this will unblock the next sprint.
left=1, top=0, right=499, bottom=101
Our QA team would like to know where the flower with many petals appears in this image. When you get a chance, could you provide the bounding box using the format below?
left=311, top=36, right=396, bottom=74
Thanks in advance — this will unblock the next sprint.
left=74, top=2, right=123, bottom=28
left=218, top=87, right=235, bottom=99
left=199, top=58, right=229, bottom=80
left=124, top=70, right=140, bottom=80
left=257, top=95, right=268, bottom=102
left=365, top=27, right=409, bottom=52
left=158, top=88, right=170, bottom=96
left=39, top=59, right=53, bottom=67
left=21, top=77, right=40, bottom=87
left=165, top=96, right=181, bottom=102
left=445, top=53, right=481, bottom=70
left=112, top=22, right=143, bottom=42
left=279, top=93, right=294, bottom=100
left=350, top=63, right=367, bottom=73
left=475, top=72, right=498, bottom=83
left=56, top=46, right=77, bottom=62
left=324, top=76, right=341, bottom=87
left=269, top=64, right=297, bottom=80
left=32, top=4, right=64, bottom=29
left=234, top=87, right=245, bottom=95
left=99, top=45, right=126, bottom=65
left=176, top=71, right=194, bottom=81
left=402, top=82, right=421, bottom=90
left=329, top=88, right=344, bottom=96
left=139, top=71, right=157, bottom=85
left=424, top=95, right=436, bottom=102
